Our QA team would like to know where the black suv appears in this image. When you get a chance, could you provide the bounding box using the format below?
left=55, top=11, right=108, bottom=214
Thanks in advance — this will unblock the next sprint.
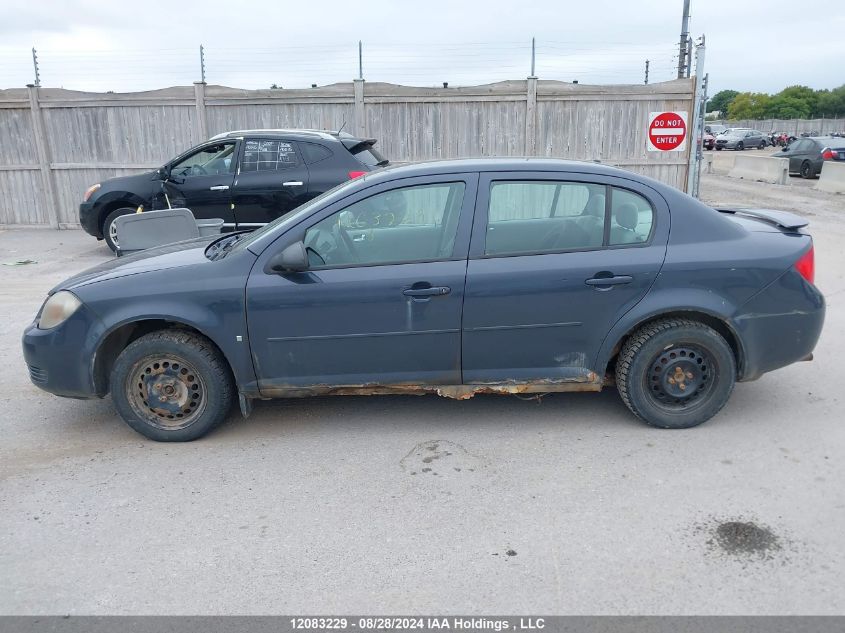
left=79, top=129, right=388, bottom=251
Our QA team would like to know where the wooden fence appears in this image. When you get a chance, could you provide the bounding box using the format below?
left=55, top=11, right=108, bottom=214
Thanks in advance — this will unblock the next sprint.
left=709, top=118, right=845, bottom=136
left=0, top=79, right=695, bottom=228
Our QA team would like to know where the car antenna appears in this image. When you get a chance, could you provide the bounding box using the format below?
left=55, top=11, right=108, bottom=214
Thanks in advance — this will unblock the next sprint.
left=337, top=120, right=346, bottom=135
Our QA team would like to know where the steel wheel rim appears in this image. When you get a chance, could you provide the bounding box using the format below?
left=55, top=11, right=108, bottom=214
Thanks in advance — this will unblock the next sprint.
left=126, top=355, right=207, bottom=430
left=644, top=345, right=716, bottom=412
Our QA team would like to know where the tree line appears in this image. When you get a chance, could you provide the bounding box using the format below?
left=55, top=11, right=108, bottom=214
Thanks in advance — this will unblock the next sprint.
left=706, top=85, right=845, bottom=120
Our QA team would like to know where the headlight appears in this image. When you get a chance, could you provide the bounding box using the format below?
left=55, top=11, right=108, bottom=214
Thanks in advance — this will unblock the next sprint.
left=83, top=183, right=101, bottom=202
left=38, top=291, right=82, bottom=330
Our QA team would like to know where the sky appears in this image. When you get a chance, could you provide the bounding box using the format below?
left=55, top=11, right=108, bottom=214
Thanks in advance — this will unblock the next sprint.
left=0, top=0, right=843, bottom=95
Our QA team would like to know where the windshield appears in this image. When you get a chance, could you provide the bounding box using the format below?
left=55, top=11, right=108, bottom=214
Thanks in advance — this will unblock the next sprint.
left=229, top=177, right=364, bottom=254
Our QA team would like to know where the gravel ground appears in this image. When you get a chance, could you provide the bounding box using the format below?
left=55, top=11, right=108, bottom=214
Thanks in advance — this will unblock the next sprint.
left=0, top=171, right=843, bottom=615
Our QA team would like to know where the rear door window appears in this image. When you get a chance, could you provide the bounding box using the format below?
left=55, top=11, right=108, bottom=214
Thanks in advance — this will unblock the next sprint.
left=240, top=139, right=301, bottom=173
left=484, top=181, right=606, bottom=255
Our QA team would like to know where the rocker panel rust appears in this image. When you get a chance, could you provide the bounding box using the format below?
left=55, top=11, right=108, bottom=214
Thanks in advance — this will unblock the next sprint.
left=258, top=373, right=604, bottom=400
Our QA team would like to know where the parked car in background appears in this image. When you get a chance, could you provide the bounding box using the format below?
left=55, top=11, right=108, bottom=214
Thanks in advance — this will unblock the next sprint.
left=715, top=129, right=768, bottom=151
left=779, top=136, right=845, bottom=178
left=703, top=132, right=716, bottom=150
left=79, top=129, right=389, bottom=251
left=705, top=124, right=728, bottom=136
left=25, top=158, right=824, bottom=441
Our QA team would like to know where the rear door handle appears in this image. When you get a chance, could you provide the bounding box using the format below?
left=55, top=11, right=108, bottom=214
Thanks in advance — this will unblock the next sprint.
left=283, top=181, right=304, bottom=186
left=403, top=286, right=451, bottom=297
left=209, top=185, right=230, bottom=191
left=585, top=275, right=633, bottom=288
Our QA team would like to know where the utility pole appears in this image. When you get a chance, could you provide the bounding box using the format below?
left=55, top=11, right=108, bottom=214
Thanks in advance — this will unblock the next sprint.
left=644, top=59, right=649, bottom=84
left=677, top=0, right=691, bottom=78
left=31, top=47, right=40, bottom=87
left=199, top=45, right=206, bottom=83
left=358, top=40, right=363, bottom=80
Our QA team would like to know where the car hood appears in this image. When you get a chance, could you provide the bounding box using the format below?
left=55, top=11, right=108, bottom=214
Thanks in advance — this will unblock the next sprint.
left=53, top=235, right=219, bottom=293
left=98, top=170, right=160, bottom=193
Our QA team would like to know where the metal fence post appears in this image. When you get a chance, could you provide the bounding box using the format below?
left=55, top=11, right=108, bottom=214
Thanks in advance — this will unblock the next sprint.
left=353, top=78, right=366, bottom=137
left=26, top=84, right=61, bottom=228
left=193, top=81, right=208, bottom=142
left=525, top=76, right=538, bottom=155
left=686, top=38, right=706, bottom=197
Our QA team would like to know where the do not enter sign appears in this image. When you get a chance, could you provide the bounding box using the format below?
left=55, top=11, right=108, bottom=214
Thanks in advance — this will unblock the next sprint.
left=647, top=111, right=688, bottom=152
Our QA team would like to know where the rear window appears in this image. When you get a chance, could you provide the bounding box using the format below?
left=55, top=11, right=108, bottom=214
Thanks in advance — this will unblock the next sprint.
left=351, top=144, right=388, bottom=168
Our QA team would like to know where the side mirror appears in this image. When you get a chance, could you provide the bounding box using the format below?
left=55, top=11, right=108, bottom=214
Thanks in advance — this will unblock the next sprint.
left=268, top=241, right=309, bottom=273
left=154, top=165, right=170, bottom=180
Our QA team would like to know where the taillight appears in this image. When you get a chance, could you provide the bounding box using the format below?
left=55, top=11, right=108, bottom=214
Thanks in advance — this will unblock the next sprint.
left=348, top=170, right=367, bottom=179
left=794, top=245, right=815, bottom=284
left=821, top=147, right=835, bottom=160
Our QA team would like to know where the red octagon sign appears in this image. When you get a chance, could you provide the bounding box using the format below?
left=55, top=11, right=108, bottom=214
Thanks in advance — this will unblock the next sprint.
left=648, top=111, right=687, bottom=151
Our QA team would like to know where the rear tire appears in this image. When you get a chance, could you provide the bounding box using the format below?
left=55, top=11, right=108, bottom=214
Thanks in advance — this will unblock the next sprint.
left=736, top=142, right=744, bottom=151
left=102, top=207, right=137, bottom=253
left=758, top=142, right=766, bottom=150
left=800, top=161, right=813, bottom=179
left=616, top=319, right=736, bottom=429
left=110, top=329, right=235, bottom=441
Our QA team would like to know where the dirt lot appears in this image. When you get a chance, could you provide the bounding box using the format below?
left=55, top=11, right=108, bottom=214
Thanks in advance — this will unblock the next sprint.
left=0, top=171, right=843, bottom=615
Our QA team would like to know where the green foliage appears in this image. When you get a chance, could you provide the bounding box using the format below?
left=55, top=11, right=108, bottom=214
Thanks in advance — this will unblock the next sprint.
left=727, top=92, right=771, bottom=119
left=706, top=89, right=739, bottom=114
left=719, top=84, right=845, bottom=119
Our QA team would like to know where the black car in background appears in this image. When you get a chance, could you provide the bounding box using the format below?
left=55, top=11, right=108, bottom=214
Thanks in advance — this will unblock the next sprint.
left=79, top=129, right=388, bottom=251
left=778, top=136, right=845, bottom=179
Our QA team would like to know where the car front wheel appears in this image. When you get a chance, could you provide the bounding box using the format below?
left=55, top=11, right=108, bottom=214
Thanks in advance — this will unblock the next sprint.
left=111, top=329, right=235, bottom=441
left=615, top=318, right=736, bottom=429
left=736, top=142, right=744, bottom=151
left=102, top=207, right=137, bottom=253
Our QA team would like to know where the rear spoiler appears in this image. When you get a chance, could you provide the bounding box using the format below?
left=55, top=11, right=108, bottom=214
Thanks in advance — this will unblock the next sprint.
left=340, top=137, right=378, bottom=153
left=715, top=208, right=808, bottom=230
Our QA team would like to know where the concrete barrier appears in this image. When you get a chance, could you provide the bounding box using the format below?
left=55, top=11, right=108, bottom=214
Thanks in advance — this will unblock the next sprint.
left=816, top=161, right=845, bottom=194
left=727, top=155, right=789, bottom=185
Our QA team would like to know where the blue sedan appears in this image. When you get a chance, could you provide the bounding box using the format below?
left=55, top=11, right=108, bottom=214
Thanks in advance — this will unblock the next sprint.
left=23, top=159, right=824, bottom=441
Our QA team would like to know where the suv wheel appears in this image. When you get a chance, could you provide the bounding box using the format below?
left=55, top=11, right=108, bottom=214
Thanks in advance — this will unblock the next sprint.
left=616, top=318, right=736, bottom=429
left=736, top=141, right=744, bottom=151
left=111, top=329, right=235, bottom=441
left=102, top=207, right=137, bottom=253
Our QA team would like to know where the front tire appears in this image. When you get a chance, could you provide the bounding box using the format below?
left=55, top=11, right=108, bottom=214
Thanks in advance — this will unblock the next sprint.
left=102, top=207, right=137, bottom=253
left=736, top=142, right=744, bottom=151
left=111, top=329, right=235, bottom=441
left=616, top=319, right=736, bottom=429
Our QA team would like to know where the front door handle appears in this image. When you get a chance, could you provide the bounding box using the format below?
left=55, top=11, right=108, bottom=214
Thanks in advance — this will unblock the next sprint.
left=209, top=185, right=230, bottom=191
left=403, top=286, right=451, bottom=297
left=283, top=181, right=304, bottom=186
left=585, top=275, right=633, bottom=288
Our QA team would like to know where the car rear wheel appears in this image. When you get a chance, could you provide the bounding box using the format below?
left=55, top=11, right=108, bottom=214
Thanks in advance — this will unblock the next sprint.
left=616, top=318, right=736, bottom=429
left=736, top=141, right=744, bottom=151
left=111, top=329, right=235, bottom=441
left=800, top=161, right=813, bottom=179
left=102, top=207, right=137, bottom=253
left=758, top=142, right=766, bottom=149
left=716, top=146, right=723, bottom=151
